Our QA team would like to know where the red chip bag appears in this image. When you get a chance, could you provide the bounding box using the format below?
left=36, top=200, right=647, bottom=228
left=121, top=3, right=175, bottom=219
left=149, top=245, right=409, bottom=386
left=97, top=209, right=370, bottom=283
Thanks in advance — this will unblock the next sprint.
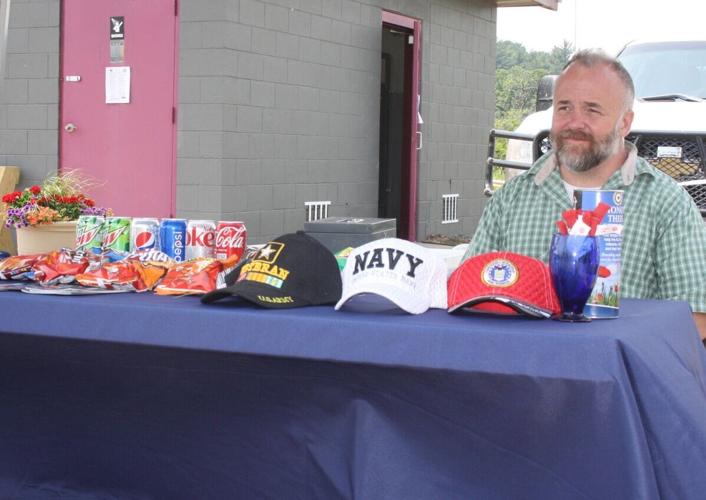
left=155, top=256, right=238, bottom=295
left=76, top=250, right=174, bottom=291
left=31, top=250, right=95, bottom=285
left=0, top=254, right=44, bottom=280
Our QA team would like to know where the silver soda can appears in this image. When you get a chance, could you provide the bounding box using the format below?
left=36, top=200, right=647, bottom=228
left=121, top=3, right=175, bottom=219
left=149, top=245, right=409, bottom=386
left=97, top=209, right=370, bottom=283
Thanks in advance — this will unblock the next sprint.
left=130, top=218, right=160, bottom=252
left=185, top=219, right=216, bottom=259
left=574, top=189, right=624, bottom=319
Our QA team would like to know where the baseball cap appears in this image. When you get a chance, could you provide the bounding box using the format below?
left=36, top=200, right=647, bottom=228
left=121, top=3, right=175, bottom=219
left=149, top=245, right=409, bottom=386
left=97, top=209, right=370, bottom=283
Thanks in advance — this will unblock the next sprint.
left=447, top=252, right=560, bottom=318
left=335, top=238, right=447, bottom=314
left=201, top=231, right=342, bottom=308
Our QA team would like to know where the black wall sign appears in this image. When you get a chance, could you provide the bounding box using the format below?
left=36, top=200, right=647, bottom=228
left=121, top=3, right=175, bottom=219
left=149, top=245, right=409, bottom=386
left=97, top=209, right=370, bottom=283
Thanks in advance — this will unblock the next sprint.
left=110, top=16, right=124, bottom=40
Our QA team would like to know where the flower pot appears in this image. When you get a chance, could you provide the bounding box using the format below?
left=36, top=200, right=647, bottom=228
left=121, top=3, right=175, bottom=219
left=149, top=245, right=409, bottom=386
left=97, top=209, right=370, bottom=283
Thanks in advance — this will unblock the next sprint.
left=15, top=220, right=77, bottom=255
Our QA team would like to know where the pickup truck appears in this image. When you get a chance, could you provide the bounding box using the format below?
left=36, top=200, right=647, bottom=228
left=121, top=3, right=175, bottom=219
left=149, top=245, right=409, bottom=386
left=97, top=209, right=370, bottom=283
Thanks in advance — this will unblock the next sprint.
left=487, top=39, right=706, bottom=217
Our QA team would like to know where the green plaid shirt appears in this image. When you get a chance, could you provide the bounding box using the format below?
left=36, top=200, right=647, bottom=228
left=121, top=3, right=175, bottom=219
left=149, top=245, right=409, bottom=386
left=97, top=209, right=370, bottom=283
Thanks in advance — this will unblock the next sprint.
left=465, top=144, right=706, bottom=313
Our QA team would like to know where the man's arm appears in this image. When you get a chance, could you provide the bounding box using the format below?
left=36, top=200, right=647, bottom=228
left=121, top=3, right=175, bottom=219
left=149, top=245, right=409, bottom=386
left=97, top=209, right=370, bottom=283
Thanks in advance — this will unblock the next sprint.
left=694, top=312, right=706, bottom=342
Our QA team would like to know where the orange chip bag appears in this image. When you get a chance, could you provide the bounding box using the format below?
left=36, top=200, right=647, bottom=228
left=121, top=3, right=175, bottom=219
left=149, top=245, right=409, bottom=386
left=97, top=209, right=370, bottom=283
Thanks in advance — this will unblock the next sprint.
left=31, top=250, right=97, bottom=285
left=76, top=249, right=174, bottom=291
left=155, top=256, right=239, bottom=295
left=0, top=254, right=44, bottom=280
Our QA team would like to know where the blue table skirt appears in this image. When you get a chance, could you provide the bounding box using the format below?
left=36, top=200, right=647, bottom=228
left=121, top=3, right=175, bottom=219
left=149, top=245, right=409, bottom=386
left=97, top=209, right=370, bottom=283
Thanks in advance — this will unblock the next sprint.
left=0, top=292, right=704, bottom=499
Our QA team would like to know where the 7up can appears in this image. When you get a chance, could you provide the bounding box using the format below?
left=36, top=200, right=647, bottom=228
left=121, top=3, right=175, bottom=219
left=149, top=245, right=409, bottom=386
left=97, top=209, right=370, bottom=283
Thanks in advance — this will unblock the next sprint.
left=75, top=215, right=105, bottom=252
left=102, top=216, right=132, bottom=252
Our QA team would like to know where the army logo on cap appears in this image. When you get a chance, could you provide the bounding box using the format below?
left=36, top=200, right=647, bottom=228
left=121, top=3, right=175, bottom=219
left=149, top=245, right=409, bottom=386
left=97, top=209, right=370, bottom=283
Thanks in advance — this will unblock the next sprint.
left=481, top=259, right=519, bottom=288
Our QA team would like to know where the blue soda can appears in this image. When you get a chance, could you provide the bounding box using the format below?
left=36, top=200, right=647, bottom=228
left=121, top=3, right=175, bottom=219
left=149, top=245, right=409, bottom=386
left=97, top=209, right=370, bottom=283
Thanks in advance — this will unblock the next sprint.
left=159, top=218, right=187, bottom=262
left=574, top=189, right=624, bottom=319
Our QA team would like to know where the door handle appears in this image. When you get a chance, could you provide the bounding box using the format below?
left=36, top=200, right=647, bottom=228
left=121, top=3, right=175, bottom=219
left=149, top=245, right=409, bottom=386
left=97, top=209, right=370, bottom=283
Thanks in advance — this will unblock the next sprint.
left=64, top=123, right=77, bottom=133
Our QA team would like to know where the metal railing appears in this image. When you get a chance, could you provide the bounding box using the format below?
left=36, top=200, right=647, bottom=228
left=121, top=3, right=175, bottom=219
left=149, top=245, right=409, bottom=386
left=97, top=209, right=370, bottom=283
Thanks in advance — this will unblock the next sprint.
left=484, top=129, right=548, bottom=196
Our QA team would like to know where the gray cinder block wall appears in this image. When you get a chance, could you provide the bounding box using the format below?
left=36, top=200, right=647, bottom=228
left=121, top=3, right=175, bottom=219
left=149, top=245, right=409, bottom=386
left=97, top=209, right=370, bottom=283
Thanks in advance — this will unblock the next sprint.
left=0, top=0, right=495, bottom=245
left=179, top=0, right=495, bottom=243
left=0, top=0, right=60, bottom=189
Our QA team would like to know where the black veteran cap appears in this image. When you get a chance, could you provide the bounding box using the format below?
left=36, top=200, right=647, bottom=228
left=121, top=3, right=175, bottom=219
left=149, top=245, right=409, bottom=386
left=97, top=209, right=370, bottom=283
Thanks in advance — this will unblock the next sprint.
left=201, top=231, right=342, bottom=308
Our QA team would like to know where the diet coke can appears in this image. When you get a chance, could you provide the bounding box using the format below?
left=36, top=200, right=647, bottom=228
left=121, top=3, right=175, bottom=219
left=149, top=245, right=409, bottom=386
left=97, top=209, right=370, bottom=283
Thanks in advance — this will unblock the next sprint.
left=159, top=218, right=187, bottom=262
left=186, top=219, right=216, bottom=259
left=214, top=221, right=247, bottom=261
left=130, top=218, right=160, bottom=252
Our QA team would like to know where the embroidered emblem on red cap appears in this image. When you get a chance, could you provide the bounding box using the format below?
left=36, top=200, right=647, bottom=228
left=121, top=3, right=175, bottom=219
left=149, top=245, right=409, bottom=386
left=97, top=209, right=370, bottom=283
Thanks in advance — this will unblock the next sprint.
left=481, top=259, right=519, bottom=288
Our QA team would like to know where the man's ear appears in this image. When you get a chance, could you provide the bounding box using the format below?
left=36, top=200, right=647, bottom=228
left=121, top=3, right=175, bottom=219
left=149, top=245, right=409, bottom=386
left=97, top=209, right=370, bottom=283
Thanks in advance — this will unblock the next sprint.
left=620, top=109, right=634, bottom=138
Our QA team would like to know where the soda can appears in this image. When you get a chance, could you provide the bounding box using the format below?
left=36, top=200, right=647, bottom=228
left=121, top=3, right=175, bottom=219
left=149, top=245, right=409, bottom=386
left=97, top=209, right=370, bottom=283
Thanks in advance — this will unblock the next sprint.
left=102, top=216, right=132, bottom=253
left=574, top=189, right=624, bottom=319
left=186, top=219, right=216, bottom=260
left=75, top=215, right=105, bottom=252
left=214, top=221, right=247, bottom=261
left=159, top=218, right=187, bottom=262
left=130, top=217, right=160, bottom=252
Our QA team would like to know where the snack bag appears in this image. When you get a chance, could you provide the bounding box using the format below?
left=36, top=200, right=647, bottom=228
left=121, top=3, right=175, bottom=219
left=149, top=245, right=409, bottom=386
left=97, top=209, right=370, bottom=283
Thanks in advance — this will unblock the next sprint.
left=155, top=256, right=239, bottom=295
left=31, top=249, right=99, bottom=285
left=0, top=254, right=45, bottom=280
left=76, top=249, right=174, bottom=291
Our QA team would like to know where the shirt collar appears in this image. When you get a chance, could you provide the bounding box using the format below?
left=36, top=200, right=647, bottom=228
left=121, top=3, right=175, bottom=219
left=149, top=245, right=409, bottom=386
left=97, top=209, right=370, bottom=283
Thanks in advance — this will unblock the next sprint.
left=531, top=142, right=652, bottom=188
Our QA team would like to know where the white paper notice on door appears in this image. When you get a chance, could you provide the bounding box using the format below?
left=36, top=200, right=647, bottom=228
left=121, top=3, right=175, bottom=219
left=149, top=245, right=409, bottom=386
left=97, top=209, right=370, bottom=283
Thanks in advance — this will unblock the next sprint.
left=105, top=66, right=130, bottom=104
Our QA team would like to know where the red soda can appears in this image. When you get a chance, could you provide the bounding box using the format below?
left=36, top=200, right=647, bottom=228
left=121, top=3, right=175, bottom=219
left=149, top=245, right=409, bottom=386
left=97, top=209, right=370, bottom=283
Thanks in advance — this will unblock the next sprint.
left=186, top=219, right=216, bottom=260
left=214, top=221, right=247, bottom=261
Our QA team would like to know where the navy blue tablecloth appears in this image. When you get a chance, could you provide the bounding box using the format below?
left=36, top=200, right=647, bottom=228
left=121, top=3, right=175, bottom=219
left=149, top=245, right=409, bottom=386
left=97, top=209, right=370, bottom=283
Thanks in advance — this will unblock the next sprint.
left=0, top=291, right=704, bottom=499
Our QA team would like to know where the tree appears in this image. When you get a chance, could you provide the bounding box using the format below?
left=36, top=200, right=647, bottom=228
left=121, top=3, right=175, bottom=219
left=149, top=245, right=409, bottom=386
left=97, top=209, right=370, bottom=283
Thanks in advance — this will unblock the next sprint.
left=494, top=40, right=574, bottom=162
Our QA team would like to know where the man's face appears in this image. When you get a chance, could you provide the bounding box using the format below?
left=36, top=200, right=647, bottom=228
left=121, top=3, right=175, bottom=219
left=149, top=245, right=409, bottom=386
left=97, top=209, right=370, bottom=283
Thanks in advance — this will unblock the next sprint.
left=550, top=63, right=633, bottom=173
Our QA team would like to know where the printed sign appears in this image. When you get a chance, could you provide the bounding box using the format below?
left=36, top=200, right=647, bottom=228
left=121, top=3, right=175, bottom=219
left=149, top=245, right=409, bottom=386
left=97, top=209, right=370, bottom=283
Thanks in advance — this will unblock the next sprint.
left=110, top=16, right=124, bottom=40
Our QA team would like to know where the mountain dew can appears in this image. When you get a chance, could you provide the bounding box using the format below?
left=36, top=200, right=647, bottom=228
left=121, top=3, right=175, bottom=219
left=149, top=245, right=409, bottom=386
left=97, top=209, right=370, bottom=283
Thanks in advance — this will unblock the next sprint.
left=574, top=189, right=624, bottom=319
left=102, top=216, right=132, bottom=252
left=75, top=215, right=105, bottom=252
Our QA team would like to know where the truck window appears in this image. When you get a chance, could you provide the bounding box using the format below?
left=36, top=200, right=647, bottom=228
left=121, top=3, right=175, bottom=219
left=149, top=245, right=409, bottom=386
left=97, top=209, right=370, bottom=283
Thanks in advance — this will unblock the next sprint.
left=618, top=41, right=706, bottom=99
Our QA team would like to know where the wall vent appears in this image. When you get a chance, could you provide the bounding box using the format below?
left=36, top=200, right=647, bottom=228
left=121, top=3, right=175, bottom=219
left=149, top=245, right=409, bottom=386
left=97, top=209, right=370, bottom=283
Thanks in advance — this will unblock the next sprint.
left=442, top=194, right=459, bottom=224
left=305, top=201, right=331, bottom=222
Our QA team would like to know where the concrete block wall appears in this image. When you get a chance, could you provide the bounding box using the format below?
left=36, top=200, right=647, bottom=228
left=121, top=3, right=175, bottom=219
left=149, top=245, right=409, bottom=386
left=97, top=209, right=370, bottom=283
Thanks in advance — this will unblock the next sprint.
left=178, top=0, right=384, bottom=243
left=418, top=0, right=495, bottom=240
left=178, top=0, right=494, bottom=243
left=0, top=0, right=60, bottom=189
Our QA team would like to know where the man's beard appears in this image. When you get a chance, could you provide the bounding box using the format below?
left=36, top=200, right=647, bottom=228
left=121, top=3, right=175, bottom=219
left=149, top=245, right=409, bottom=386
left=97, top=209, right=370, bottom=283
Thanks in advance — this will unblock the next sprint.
left=553, top=126, right=623, bottom=173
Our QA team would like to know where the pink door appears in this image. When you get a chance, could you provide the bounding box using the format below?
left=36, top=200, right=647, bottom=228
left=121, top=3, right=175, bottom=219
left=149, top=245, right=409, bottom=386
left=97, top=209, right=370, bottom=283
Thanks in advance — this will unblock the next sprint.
left=60, top=0, right=178, bottom=217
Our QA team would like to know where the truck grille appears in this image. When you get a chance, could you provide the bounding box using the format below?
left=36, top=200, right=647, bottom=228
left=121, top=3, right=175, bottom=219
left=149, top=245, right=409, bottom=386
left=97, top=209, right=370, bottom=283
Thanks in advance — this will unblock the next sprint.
left=628, top=134, right=706, bottom=215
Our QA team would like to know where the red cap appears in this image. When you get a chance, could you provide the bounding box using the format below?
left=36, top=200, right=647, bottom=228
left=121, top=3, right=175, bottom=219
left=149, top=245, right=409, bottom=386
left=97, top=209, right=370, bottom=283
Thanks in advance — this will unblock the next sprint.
left=447, top=252, right=560, bottom=318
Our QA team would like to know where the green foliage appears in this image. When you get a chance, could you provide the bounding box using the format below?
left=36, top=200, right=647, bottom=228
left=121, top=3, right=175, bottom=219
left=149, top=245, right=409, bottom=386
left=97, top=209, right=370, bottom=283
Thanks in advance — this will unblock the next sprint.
left=494, top=40, right=574, bottom=161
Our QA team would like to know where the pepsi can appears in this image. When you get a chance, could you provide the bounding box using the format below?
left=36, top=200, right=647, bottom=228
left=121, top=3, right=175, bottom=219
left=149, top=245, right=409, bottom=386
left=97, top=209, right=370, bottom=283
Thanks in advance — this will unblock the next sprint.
left=130, top=218, right=160, bottom=252
left=159, top=218, right=187, bottom=262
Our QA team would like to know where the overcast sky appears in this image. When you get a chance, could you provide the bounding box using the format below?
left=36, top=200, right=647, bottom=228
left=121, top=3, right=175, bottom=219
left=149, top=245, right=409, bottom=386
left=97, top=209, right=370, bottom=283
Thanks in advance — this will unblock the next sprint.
left=497, top=0, right=706, bottom=55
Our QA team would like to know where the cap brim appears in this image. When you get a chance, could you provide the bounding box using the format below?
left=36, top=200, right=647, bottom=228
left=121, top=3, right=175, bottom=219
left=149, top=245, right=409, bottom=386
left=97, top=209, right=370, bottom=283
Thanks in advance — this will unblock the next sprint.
left=202, top=279, right=312, bottom=308
left=335, top=281, right=430, bottom=315
left=448, top=295, right=553, bottom=319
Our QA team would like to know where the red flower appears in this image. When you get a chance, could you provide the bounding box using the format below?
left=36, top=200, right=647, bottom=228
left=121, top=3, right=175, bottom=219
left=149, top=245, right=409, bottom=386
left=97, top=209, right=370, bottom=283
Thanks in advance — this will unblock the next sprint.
left=2, top=191, right=21, bottom=203
left=29, top=185, right=41, bottom=195
left=85, top=198, right=95, bottom=207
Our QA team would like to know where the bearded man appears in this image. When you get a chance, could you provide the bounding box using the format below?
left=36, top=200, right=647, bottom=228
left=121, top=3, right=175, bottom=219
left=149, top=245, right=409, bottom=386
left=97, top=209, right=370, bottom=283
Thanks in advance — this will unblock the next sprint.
left=464, top=49, right=706, bottom=340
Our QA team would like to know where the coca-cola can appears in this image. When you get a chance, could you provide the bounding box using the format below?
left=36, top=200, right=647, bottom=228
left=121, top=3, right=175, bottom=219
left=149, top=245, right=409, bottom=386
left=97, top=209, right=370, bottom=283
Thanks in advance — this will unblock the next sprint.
left=215, top=221, right=247, bottom=261
left=186, top=219, right=216, bottom=260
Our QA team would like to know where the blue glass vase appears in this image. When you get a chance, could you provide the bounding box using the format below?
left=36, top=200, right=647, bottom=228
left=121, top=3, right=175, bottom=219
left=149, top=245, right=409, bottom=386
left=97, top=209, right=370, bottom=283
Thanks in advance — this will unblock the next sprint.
left=549, top=234, right=600, bottom=322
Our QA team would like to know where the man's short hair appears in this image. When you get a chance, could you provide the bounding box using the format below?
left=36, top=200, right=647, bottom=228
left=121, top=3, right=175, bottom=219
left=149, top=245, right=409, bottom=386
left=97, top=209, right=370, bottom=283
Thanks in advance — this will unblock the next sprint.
left=562, top=49, right=635, bottom=110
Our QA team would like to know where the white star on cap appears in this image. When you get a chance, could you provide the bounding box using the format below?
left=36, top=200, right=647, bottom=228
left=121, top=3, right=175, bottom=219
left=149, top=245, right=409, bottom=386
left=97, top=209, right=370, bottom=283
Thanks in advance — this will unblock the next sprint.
left=258, top=244, right=276, bottom=259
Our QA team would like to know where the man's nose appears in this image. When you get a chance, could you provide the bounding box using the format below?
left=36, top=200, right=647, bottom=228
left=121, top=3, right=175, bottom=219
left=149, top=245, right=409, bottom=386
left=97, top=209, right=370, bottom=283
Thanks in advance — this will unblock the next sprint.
left=562, top=108, right=588, bottom=129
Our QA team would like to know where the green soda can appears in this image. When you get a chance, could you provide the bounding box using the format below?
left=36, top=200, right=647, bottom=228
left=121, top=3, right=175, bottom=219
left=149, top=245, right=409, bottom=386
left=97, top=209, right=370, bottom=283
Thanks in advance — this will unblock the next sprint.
left=102, top=216, right=132, bottom=252
left=75, top=215, right=105, bottom=252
